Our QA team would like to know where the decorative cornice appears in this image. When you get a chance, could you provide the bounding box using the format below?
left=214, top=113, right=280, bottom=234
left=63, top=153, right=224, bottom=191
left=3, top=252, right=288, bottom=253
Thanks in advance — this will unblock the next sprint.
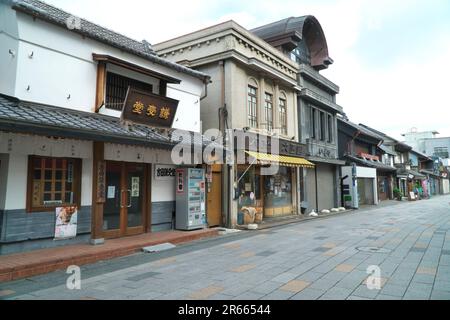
left=299, top=88, right=344, bottom=114
left=154, top=21, right=299, bottom=74
left=299, top=64, right=339, bottom=94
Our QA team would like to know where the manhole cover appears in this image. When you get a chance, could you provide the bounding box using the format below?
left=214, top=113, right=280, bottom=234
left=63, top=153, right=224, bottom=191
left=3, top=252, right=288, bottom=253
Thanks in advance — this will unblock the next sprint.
left=356, top=247, right=391, bottom=254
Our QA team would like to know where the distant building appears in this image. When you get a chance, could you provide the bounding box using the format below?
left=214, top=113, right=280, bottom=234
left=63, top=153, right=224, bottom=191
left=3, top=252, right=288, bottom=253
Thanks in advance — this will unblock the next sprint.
left=402, top=129, right=450, bottom=161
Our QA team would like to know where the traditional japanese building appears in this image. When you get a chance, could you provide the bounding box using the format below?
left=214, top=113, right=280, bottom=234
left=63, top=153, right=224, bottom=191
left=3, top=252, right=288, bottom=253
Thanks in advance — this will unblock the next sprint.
left=0, top=0, right=214, bottom=254
left=337, top=118, right=396, bottom=207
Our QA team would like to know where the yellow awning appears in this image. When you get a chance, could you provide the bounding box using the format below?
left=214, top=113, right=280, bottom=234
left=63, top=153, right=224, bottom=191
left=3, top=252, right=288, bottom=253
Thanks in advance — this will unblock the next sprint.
left=245, top=151, right=315, bottom=168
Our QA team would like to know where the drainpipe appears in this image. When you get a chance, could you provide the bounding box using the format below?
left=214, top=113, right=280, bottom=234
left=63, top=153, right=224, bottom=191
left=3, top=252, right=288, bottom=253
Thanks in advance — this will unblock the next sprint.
left=315, top=165, right=319, bottom=212
left=200, top=77, right=210, bottom=101
left=218, top=60, right=231, bottom=228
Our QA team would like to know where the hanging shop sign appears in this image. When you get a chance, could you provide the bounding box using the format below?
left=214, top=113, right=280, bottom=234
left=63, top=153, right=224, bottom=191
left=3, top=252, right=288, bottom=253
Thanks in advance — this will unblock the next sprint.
left=155, top=165, right=176, bottom=181
left=55, top=206, right=78, bottom=240
left=279, top=139, right=309, bottom=157
left=176, top=169, right=185, bottom=194
left=96, top=161, right=106, bottom=203
left=131, top=177, right=140, bottom=197
left=121, top=88, right=179, bottom=129
left=233, top=130, right=308, bottom=157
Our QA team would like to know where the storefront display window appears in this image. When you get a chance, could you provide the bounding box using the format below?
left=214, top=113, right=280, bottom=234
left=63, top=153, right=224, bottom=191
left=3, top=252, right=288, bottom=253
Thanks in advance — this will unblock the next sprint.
left=264, top=167, right=292, bottom=217
left=237, top=165, right=295, bottom=222
left=237, top=166, right=261, bottom=211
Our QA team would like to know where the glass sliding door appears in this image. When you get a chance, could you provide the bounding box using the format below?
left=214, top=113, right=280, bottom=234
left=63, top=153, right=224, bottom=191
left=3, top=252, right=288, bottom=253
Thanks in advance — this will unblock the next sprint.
left=103, top=162, right=122, bottom=233
left=102, top=161, right=147, bottom=238
left=125, top=164, right=145, bottom=234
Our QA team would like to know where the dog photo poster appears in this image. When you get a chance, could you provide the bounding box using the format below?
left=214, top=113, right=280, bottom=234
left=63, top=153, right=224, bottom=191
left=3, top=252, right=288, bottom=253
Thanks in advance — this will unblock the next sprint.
left=55, top=206, right=78, bottom=240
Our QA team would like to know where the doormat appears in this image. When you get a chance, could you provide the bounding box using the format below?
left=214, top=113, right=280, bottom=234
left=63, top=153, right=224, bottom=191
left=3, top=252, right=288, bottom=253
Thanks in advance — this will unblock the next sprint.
left=142, top=243, right=176, bottom=253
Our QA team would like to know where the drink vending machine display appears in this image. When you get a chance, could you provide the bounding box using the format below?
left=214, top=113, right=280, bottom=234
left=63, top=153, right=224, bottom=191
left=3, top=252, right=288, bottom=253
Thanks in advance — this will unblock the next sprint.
left=175, top=168, right=207, bottom=230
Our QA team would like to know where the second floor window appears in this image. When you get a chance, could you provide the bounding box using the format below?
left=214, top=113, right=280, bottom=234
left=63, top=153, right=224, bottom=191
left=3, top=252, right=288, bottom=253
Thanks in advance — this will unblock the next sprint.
left=434, top=147, right=449, bottom=159
left=279, top=98, right=287, bottom=136
left=310, top=107, right=316, bottom=139
left=247, top=86, right=258, bottom=128
left=319, top=111, right=326, bottom=141
left=327, top=114, right=333, bottom=143
left=264, top=93, right=273, bottom=132
left=105, top=72, right=153, bottom=111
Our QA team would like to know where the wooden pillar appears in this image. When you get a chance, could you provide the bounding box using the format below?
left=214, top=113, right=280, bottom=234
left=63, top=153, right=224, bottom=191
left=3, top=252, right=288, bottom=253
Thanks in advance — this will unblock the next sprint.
left=159, top=81, right=167, bottom=97
left=95, top=62, right=106, bottom=113
left=91, top=141, right=105, bottom=242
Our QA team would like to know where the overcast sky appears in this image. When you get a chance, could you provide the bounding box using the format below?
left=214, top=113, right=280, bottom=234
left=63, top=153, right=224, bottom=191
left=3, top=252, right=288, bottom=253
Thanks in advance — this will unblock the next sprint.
left=46, top=0, right=450, bottom=140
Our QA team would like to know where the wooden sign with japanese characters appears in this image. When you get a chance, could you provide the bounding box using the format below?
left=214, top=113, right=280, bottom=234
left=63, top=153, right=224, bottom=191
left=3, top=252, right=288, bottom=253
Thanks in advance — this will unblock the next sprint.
left=121, top=87, right=179, bottom=128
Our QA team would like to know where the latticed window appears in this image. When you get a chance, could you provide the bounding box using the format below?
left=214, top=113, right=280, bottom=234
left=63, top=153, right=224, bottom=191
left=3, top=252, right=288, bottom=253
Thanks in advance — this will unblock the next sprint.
left=279, top=98, right=287, bottom=135
left=28, top=156, right=81, bottom=212
left=247, top=86, right=258, bottom=128
left=264, top=93, right=273, bottom=132
left=105, top=72, right=153, bottom=110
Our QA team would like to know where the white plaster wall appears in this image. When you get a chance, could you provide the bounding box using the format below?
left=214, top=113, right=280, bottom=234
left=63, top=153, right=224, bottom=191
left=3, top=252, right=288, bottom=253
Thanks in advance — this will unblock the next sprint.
left=4, top=153, right=27, bottom=210
left=81, top=158, right=93, bottom=207
left=341, top=166, right=378, bottom=206
left=356, top=167, right=377, bottom=179
left=0, top=133, right=93, bottom=210
left=104, top=143, right=173, bottom=164
left=2, top=11, right=203, bottom=130
left=167, top=85, right=201, bottom=132
left=442, top=179, right=450, bottom=194
left=151, top=164, right=176, bottom=203
left=0, top=3, right=19, bottom=97
left=341, top=166, right=377, bottom=181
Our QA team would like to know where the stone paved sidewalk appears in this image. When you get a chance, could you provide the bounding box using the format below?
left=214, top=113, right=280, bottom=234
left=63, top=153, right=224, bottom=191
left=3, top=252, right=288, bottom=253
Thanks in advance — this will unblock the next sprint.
left=1, top=195, right=450, bottom=300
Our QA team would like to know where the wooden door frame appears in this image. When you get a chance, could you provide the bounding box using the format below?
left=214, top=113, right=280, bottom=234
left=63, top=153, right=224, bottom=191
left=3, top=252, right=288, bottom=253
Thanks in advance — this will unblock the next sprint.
left=207, top=167, right=223, bottom=227
left=101, top=161, right=149, bottom=239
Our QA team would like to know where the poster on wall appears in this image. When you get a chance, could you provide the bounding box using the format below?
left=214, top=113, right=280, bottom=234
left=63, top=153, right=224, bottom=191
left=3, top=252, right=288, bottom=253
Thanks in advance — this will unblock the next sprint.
left=55, top=206, right=78, bottom=240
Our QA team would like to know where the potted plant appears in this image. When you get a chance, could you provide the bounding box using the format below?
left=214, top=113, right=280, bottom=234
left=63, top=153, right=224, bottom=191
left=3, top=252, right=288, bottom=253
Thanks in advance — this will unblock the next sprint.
left=393, top=188, right=403, bottom=201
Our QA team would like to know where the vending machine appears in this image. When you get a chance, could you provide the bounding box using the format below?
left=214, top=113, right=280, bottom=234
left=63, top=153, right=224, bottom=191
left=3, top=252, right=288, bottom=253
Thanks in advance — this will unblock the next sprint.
left=175, top=168, right=207, bottom=231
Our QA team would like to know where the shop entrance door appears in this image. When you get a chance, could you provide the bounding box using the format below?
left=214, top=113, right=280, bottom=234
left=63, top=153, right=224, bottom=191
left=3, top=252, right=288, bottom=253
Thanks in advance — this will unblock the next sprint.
left=357, top=178, right=374, bottom=205
left=102, top=162, right=147, bottom=239
left=207, top=170, right=222, bottom=227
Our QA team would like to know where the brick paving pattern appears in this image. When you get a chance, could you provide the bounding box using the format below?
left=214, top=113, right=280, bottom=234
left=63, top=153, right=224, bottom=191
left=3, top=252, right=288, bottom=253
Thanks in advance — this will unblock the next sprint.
left=1, top=195, right=450, bottom=300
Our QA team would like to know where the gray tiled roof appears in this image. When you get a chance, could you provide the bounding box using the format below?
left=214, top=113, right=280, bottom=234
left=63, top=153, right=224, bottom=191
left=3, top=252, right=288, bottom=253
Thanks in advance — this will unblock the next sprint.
left=338, top=117, right=385, bottom=142
left=397, top=168, right=427, bottom=180
left=12, top=0, right=210, bottom=82
left=345, top=155, right=396, bottom=172
left=251, top=16, right=309, bottom=40
left=0, top=95, right=217, bottom=149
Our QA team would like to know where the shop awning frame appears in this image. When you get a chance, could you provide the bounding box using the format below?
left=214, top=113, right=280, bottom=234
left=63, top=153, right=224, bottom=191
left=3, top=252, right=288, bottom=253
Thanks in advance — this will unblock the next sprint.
left=245, top=151, right=315, bottom=168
